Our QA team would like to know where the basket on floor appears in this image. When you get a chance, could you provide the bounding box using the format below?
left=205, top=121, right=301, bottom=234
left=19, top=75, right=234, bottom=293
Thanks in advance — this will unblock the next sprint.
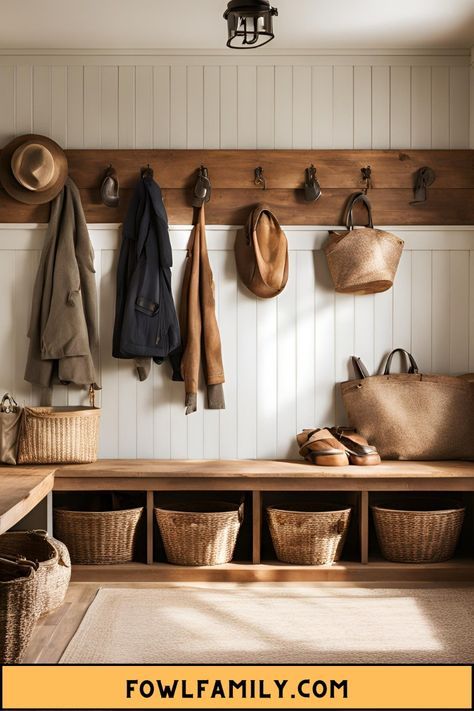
left=267, top=503, right=352, bottom=565
left=17, top=406, right=100, bottom=464
left=54, top=507, right=143, bottom=565
left=155, top=501, right=244, bottom=566
left=372, top=499, right=465, bottom=563
left=0, top=530, right=70, bottom=617
left=0, top=558, right=38, bottom=664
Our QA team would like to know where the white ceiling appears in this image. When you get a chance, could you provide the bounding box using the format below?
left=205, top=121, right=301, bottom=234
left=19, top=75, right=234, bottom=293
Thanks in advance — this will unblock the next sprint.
left=0, top=0, right=473, bottom=51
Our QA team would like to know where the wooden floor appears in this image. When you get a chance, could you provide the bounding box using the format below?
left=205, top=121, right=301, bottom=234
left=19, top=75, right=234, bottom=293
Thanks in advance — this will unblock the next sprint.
left=23, top=580, right=474, bottom=664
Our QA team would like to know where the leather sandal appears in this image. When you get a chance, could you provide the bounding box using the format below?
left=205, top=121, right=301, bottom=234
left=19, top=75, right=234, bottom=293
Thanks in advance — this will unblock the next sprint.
left=297, top=428, right=349, bottom=467
left=328, top=427, right=381, bottom=466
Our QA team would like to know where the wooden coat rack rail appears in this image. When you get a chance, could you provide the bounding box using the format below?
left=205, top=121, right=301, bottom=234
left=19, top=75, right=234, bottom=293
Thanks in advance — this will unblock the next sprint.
left=0, top=149, right=472, bottom=225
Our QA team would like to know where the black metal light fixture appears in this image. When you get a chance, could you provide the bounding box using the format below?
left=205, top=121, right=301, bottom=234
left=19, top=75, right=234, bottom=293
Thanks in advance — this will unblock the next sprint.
left=224, top=0, right=278, bottom=49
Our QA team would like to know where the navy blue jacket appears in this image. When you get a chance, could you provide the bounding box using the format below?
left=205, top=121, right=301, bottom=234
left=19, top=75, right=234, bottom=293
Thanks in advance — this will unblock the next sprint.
left=112, top=175, right=181, bottom=379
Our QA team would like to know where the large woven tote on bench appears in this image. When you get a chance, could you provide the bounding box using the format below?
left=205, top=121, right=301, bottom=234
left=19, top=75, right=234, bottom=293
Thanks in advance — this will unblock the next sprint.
left=17, top=406, right=100, bottom=464
left=324, top=192, right=404, bottom=295
left=341, top=349, right=474, bottom=460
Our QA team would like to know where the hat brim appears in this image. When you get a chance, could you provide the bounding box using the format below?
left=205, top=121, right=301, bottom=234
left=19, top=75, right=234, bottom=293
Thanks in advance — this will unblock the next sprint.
left=0, top=134, right=68, bottom=205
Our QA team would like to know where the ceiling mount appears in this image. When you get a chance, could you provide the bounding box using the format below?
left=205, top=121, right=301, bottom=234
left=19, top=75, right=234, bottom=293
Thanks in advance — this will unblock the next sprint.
left=223, top=0, right=278, bottom=49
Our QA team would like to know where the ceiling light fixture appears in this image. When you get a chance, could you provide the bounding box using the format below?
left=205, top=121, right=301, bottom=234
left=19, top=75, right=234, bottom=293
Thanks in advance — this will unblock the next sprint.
left=224, top=0, right=278, bottom=49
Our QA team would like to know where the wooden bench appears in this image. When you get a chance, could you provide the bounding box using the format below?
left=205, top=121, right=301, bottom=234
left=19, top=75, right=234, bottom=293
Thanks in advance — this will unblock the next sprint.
left=53, top=459, right=474, bottom=584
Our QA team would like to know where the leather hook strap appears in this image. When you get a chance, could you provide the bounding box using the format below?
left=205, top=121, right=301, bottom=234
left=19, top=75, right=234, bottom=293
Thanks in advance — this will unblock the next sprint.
left=410, top=166, right=435, bottom=205
left=345, top=192, right=374, bottom=230
left=383, top=348, right=419, bottom=375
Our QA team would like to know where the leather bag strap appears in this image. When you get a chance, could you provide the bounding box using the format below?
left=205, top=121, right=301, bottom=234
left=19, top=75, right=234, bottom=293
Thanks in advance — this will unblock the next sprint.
left=384, top=348, right=419, bottom=375
left=345, top=192, right=374, bottom=230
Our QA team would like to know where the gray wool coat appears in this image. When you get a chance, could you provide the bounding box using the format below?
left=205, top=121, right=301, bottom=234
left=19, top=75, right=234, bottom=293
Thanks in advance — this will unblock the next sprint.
left=24, top=178, right=100, bottom=400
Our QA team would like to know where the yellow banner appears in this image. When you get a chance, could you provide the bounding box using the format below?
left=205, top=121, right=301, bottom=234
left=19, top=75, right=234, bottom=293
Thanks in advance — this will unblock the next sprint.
left=2, top=665, right=472, bottom=710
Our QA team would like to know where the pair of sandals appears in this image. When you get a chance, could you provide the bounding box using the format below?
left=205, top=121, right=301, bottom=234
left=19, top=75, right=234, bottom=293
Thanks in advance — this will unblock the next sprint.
left=297, top=427, right=380, bottom=467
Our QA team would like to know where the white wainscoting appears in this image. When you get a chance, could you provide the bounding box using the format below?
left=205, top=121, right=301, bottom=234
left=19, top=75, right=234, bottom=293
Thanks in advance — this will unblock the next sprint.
left=0, top=52, right=471, bottom=149
left=0, top=224, right=473, bottom=460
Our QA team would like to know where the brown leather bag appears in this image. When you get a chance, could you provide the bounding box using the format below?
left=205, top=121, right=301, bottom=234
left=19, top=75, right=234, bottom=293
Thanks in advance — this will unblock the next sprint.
left=235, top=204, right=288, bottom=299
left=341, top=349, right=474, bottom=460
left=324, top=192, right=404, bottom=295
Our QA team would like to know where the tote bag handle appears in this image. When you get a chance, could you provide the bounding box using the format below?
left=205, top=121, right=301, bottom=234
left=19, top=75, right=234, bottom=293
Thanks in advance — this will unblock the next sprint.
left=345, top=192, right=374, bottom=230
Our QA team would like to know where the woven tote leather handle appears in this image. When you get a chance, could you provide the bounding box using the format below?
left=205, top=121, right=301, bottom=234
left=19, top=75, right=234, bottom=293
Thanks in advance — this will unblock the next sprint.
left=384, top=348, right=419, bottom=375
left=345, top=192, right=374, bottom=230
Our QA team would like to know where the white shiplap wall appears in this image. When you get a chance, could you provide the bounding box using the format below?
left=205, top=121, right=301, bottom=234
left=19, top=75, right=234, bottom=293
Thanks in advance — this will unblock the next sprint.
left=0, top=53, right=471, bottom=149
left=0, top=51, right=472, bottom=459
left=1, top=225, right=473, bottom=460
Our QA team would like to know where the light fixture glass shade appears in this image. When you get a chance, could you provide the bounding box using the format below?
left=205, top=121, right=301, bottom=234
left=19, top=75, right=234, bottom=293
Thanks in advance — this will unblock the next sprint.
left=224, top=0, right=278, bottom=49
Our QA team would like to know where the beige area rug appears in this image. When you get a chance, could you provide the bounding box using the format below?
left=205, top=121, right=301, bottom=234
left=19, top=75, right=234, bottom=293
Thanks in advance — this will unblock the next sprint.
left=60, top=586, right=474, bottom=664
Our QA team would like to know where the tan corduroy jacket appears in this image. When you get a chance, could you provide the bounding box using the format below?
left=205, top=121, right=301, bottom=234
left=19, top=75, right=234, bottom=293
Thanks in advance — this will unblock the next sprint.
left=180, top=205, right=225, bottom=414
left=24, top=178, right=100, bottom=402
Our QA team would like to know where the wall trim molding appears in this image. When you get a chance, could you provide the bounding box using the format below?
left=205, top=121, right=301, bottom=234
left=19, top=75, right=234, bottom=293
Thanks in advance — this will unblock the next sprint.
left=0, top=224, right=472, bottom=252
left=0, top=51, right=469, bottom=67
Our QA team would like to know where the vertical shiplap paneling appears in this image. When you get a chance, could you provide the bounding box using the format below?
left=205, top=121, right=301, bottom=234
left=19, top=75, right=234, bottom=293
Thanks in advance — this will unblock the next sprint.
left=203, top=66, right=220, bottom=149
left=220, top=65, right=237, bottom=148
left=0, top=252, right=15, bottom=394
left=277, top=252, right=297, bottom=457
left=411, top=66, right=432, bottom=148
left=256, top=65, right=275, bottom=149
left=314, top=251, right=335, bottom=425
left=431, top=251, right=451, bottom=373
left=292, top=66, right=312, bottom=149
left=100, top=66, right=118, bottom=149
left=354, top=294, right=375, bottom=374
left=392, top=250, right=412, bottom=351
left=135, top=66, right=154, bottom=149
left=13, top=250, right=39, bottom=407
left=373, top=288, right=393, bottom=371
left=33, top=65, right=52, bottom=136
left=333, top=66, right=354, bottom=149
left=83, top=66, right=101, bottom=147
left=256, top=296, right=278, bottom=458
left=51, top=66, right=68, bottom=147
left=237, top=65, right=257, bottom=148
left=449, top=251, right=470, bottom=373
left=118, top=66, right=135, bottom=148
left=449, top=66, right=470, bottom=148
left=353, top=65, right=372, bottom=149
left=67, top=65, right=84, bottom=148
left=274, top=66, right=293, bottom=149
left=153, top=66, right=170, bottom=148
left=296, top=250, right=316, bottom=432
left=411, top=250, right=432, bottom=370
left=312, top=66, right=333, bottom=148
left=99, top=249, right=119, bottom=458
left=0, top=66, right=15, bottom=143
left=431, top=66, right=450, bottom=148
left=217, top=249, right=238, bottom=459
left=169, top=250, right=188, bottom=458
left=170, top=66, right=187, bottom=149
left=390, top=66, right=411, bottom=148
left=237, top=285, right=257, bottom=458
left=15, top=65, right=33, bottom=135
left=334, top=292, right=355, bottom=424
left=470, top=251, right=474, bottom=373
left=187, top=65, right=204, bottom=149
left=371, top=66, right=390, bottom=149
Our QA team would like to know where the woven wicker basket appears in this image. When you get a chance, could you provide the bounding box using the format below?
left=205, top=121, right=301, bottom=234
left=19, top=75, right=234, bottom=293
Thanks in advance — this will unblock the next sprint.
left=17, top=406, right=100, bottom=464
left=0, top=530, right=70, bottom=618
left=155, top=501, right=244, bottom=566
left=54, top=507, right=143, bottom=565
left=372, top=499, right=465, bottom=563
left=0, top=561, right=38, bottom=664
left=267, top=503, right=352, bottom=565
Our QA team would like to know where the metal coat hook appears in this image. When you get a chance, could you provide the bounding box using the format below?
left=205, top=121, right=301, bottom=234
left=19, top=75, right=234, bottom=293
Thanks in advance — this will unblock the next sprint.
left=254, top=166, right=266, bottom=190
left=141, top=163, right=153, bottom=179
left=192, top=165, right=211, bottom=207
left=100, top=163, right=120, bottom=208
left=304, top=164, right=322, bottom=202
left=410, top=166, right=436, bottom=205
left=361, top=165, right=372, bottom=194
